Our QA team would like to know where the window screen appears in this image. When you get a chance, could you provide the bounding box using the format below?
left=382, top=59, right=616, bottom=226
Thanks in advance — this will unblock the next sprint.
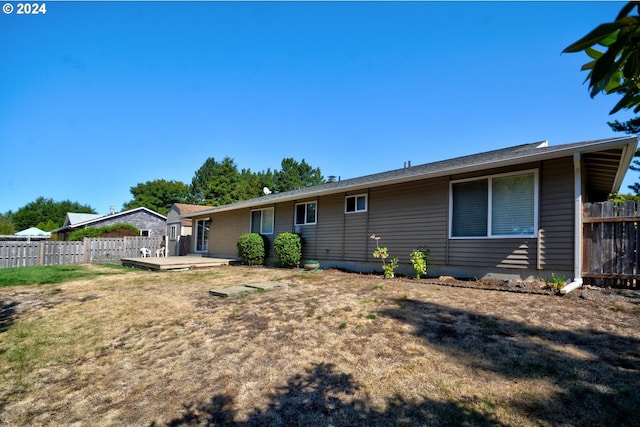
left=491, top=174, right=534, bottom=235
left=452, top=179, right=488, bottom=237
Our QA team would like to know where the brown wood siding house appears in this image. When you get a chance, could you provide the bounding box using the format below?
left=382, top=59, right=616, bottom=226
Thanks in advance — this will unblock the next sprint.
left=185, top=137, right=637, bottom=282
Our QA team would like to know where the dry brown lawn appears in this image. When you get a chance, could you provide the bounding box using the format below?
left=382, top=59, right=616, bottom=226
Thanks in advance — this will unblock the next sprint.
left=1, top=265, right=639, bottom=426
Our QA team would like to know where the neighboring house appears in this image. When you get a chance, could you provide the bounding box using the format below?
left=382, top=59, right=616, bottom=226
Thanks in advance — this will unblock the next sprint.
left=166, top=203, right=210, bottom=256
left=52, top=207, right=167, bottom=241
left=184, top=137, right=637, bottom=282
left=13, top=227, right=51, bottom=240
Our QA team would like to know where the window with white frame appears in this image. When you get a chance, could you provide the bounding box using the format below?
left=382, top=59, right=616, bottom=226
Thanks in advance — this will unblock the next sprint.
left=170, top=224, right=177, bottom=240
left=140, top=230, right=150, bottom=237
left=295, top=201, right=317, bottom=225
left=345, top=194, right=367, bottom=213
left=250, top=207, right=274, bottom=234
left=450, top=170, right=537, bottom=238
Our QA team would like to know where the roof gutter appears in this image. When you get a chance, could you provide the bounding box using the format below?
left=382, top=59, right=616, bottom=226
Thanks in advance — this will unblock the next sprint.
left=183, top=137, right=638, bottom=218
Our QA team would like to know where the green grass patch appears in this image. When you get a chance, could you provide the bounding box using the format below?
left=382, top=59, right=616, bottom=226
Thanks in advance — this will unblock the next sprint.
left=1, top=313, right=107, bottom=390
left=0, top=264, right=127, bottom=288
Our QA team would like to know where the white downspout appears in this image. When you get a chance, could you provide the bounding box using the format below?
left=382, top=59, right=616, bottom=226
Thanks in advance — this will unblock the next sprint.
left=561, top=152, right=583, bottom=294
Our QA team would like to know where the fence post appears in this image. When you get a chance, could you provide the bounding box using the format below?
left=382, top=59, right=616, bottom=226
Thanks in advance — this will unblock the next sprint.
left=39, top=242, right=44, bottom=266
left=83, top=238, right=89, bottom=263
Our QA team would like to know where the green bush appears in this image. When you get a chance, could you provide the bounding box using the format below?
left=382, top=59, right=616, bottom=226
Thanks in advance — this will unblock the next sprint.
left=68, top=224, right=140, bottom=241
left=236, top=233, right=265, bottom=266
left=273, top=232, right=302, bottom=267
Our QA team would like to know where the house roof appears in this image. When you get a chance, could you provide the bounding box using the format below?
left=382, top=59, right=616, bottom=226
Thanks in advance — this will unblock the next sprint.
left=65, top=213, right=102, bottom=226
left=52, top=207, right=167, bottom=233
left=167, top=203, right=210, bottom=227
left=172, top=203, right=210, bottom=215
left=14, top=227, right=51, bottom=237
left=183, top=136, right=638, bottom=217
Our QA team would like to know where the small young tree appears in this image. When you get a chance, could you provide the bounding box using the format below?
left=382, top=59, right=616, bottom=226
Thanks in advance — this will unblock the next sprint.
left=370, top=234, right=398, bottom=279
left=410, top=247, right=430, bottom=279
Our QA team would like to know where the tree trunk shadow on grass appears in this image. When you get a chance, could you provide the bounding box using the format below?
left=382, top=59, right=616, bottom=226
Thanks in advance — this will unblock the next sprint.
left=157, top=362, right=506, bottom=427
left=381, top=299, right=640, bottom=427
left=0, top=301, right=18, bottom=334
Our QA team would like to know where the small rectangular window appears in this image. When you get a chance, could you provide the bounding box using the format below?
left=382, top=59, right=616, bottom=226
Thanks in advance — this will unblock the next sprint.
left=295, top=202, right=317, bottom=225
left=250, top=208, right=274, bottom=234
left=170, top=225, right=177, bottom=240
left=140, top=230, right=150, bottom=237
left=345, top=194, right=367, bottom=213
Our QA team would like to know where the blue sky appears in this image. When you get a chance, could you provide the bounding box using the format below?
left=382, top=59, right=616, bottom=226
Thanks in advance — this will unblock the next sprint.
left=1, top=1, right=636, bottom=214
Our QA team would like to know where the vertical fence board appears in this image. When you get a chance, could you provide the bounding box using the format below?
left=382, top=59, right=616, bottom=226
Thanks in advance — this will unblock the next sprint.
left=636, top=203, right=640, bottom=282
left=622, top=201, right=636, bottom=284
left=602, top=202, right=614, bottom=287
left=583, top=206, right=592, bottom=275
left=614, top=203, right=623, bottom=285
left=590, top=203, right=603, bottom=286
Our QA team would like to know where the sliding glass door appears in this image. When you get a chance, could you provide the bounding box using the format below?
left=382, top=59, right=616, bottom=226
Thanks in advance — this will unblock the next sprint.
left=195, top=218, right=210, bottom=253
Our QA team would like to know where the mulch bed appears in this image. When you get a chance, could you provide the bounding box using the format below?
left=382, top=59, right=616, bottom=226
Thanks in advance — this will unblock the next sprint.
left=405, top=274, right=639, bottom=305
left=310, top=268, right=639, bottom=305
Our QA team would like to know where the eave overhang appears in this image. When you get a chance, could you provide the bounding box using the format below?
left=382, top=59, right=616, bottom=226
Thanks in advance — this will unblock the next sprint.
left=184, top=137, right=638, bottom=218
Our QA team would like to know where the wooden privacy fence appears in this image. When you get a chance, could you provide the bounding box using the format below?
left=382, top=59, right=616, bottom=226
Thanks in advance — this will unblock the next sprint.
left=0, top=236, right=160, bottom=268
left=582, top=201, right=639, bottom=287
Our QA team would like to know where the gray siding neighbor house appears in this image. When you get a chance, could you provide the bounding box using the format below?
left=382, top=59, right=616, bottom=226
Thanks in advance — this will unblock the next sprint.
left=53, top=207, right=167, bottom=242
left=183, top=137, right=637, bottom=282
left=166, top=203, right=211, bottom=256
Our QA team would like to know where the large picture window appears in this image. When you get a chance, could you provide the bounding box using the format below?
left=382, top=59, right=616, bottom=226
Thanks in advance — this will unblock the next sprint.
left=450, top=171, right=537, bottom=238
left=295, top=201, right=317, bottom=225
left=251, top=208, right=274, bottom=235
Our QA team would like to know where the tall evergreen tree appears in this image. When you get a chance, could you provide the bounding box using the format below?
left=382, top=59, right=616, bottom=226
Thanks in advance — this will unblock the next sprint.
left=189, top=156, right=324, bottom=205
left=191, top=157, right=243, bottom=206
left=256, top=168, right=277, bottom=195
left=237, top=168, right=263, bottom=200
left=274, top=158, right=324, bottom=192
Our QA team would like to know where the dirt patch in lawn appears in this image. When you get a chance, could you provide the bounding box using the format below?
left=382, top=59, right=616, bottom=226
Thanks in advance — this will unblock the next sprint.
left=1, top=265, right=639, bottom=426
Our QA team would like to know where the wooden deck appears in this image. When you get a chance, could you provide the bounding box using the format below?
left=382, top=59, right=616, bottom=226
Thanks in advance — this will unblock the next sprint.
left=121, top=255, right=239, bottom=271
